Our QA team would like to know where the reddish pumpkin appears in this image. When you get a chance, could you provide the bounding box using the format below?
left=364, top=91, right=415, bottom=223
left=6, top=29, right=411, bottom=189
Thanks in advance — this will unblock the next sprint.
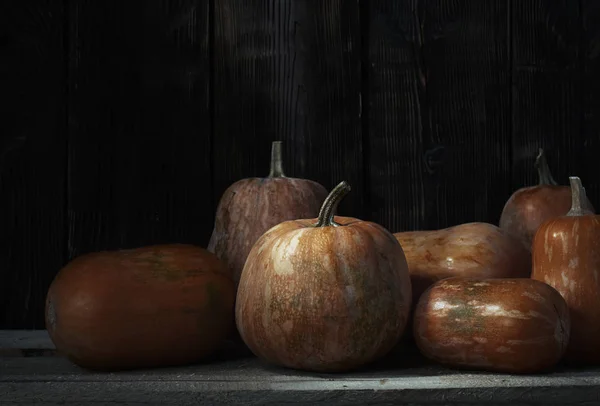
left=235, top=181, right=412, bottom=372
left=531, top=176, right=600, bottom=364
left=208, top=141, right=327, bottom=288
left=45, top=244, right=235, bottom=371
left=499, top=148, right=594, bottom=250
left=414, top=277, right=570, bottom=374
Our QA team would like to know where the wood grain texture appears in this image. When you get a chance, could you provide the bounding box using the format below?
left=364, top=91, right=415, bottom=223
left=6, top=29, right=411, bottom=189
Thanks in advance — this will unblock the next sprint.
left=368, top=0, right=511, bottom=234
left=0, top=1, right=67, bottom=328
left=511, top=1, right=583, bottom=194
left=423, top=1, right=511, bottom=227
left=67, top=0, right=212, bottom=260
left=212, top=0, right=363, bottom=217
left=368, top=0, right=425, bottom=232
left=581, top=1, right=600, bottom=207
left=2, top=342, right=600, bottom=405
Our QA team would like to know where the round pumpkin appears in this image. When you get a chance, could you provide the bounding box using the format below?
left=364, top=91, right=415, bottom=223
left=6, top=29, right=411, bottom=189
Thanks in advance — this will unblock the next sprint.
left=45, top=244, right=235, bottom=371
left=499, top=148, right=594, bottom=250
left=531, top=176, right=600, bottom=364
left=208, top=141, right=327, bottom=288
left=235, top=181, right=412, bottom=372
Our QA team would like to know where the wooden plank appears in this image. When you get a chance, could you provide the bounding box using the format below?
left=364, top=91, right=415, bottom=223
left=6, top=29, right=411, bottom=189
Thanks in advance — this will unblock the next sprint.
left=212, top=0, right=363, bottom=216
left=368, top=0, right=511, bottom=233
left=511, top=1, right=583, bottom=192
left=423, top=0, right=512, bottom=227
left=1, top=352, right=600, bottom=405
left=581, top=1, right=600, bottom=207
left=368, top=0, right=426, bottom=232
left=0, top=1, right=67, bottom=328
left=0, top=330, right=53, bottom=349
left=2, top=331, right=600, bottom=404
left=67, top=0, right=213, bottom=259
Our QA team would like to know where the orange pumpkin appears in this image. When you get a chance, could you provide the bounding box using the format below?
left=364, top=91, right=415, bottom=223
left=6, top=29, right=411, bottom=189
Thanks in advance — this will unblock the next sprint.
left=45, top=244, right=235, bottom=371
left=531, top=176, right=600, bottom=364
left=235, top=181, right=412, bottom=372
left=208, top=141, right=327, bottom=289
left=413, top=277, right=570, bottom=374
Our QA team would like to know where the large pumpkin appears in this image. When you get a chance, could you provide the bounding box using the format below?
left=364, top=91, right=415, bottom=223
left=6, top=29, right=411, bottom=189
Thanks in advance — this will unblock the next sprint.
left=499, top=148, right=594, bottom=250
left=235, top=181, right=412, bottom=372
left=45, top=244, right=235, bottom=371
left=208, top=141, right=327, bottom=288
left=531, top=176, right=600, bottom=364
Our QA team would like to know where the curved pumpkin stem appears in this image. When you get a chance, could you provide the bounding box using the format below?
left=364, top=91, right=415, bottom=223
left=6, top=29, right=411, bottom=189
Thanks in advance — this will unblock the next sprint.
left=268, top=141, right=286, bottom=178
left=535, top=148, right=558, bottom=186
left=315, top=181, right=351, bottom=227
left=567, top=177, right=594, bottom=217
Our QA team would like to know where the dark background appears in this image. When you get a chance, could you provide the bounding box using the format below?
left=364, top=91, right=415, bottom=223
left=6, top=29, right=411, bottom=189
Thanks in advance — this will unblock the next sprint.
left=1, top=0, right=599, bottom=329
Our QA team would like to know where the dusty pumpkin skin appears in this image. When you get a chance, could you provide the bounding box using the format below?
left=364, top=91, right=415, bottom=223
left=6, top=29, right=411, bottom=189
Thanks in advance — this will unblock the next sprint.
left=394, top=222, right=531, bottom=307
left=208, top=141, right=327, bottom=288
left=235, top=181, right=412, bottom=372
left=531, top=176, right=600, bottom=364
left=45, top=244, right=235, bottom=371
left=499, top=149, right=595, bottom=250
left=414, top=277, right=570, bottom=374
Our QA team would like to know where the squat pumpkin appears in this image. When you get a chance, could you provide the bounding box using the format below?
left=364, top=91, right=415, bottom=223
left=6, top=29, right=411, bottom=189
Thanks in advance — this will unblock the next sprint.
left=414, top=277, right=570, bottom=374
left=45, top=244, right=235, bottom=371
left=531, top=176, right=600, bottom=364
left=235, top=181, right=412, bottom=372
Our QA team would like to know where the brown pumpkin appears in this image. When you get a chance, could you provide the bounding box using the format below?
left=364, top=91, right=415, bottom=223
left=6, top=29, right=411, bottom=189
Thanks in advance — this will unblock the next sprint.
left=394, top=222, right=531, bottom=307
left=499, top=148, right=595, bottom=250
left=45, top=244, right=235, bottom=371
left=208, top=141, right=328, bottom=288
left=414, top=277, right=570, bottom=374
left=235, top=181, right=412, bottom=372
left=531, top=176, right=600, bottom=364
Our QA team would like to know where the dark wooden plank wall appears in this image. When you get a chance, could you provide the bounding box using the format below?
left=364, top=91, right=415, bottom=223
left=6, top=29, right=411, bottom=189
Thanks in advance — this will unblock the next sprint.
left=1, top=0, right=599, bottom=328
left=0, top=1, right=68, bottom=328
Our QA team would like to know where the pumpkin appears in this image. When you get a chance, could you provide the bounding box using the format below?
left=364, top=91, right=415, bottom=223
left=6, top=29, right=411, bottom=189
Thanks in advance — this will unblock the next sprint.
left=394, top=222, right=531, bottom=307
left=208, top=141, right=327, bottom=288
left=413, top=277, right=570, bottom=374
left=531, top=176, right=600, bottom=364
left=235, top=181, right=412, bottom=372
left=499, top=148, right=595, bottom=250
left=45, top=244, right=235, bottom=371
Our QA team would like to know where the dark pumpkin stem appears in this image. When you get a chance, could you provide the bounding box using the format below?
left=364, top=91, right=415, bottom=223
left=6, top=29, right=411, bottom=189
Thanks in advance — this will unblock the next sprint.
left=268, top=141, right=286, bottom=178
left=567, top=177, right=594, bottom=217
left=535, top=148, right=558, bottom=186
left=315, top=181, right=351, bottom=227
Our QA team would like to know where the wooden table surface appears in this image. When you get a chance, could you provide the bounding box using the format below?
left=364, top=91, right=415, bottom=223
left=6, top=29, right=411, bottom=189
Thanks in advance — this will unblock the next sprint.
left=1, top=330, right=599, bottom=405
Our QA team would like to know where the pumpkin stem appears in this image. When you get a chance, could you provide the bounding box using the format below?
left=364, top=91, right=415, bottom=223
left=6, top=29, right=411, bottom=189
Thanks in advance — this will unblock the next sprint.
left=535, top=148, right=558, bottom=186
left=268, top=141, right=286, bottom=178
left=315, top=181, right=351, bottom=227
left=567, top=177, right=594, bottom=217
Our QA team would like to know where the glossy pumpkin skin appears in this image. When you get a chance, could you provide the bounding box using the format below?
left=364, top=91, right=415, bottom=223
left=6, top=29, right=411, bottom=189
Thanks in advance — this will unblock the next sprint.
left=531, top=215, right=600, bottom=364
left=414, top=277, right=570, bottom=374
left=236, top=216, right=412, bottom=372
left=45, top=244, right=235, bottom=371
left=208, top=177, right=327, bottom=287
left=394, top=222, right=531, bottom=307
